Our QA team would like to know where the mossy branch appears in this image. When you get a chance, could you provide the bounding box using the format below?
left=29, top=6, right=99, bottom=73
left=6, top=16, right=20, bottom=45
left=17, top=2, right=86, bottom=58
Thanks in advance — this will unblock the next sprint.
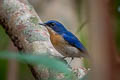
left=0, top=0, right=88, bottom=80
left=0, top=0, right=64, bottom=80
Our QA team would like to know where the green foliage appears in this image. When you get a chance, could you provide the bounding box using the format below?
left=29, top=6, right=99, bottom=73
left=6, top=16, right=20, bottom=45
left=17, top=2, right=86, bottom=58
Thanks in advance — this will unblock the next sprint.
left=0, top=25, right=9, bottom=80
left=19, top=63, right=34, bottom=80
left=83, top=58, right=90, bottom=69
left=0, top=59, right=8, bottom=80
left=76, top=22, right=89, bottom=68
left=115, top=0, right=120, bottom=53
left=76, top=21, right=87, bottom=33
left=0, top=51, right=70, bottom=73
left=0, top=25, right=9, bottom=50
left=0, top=51, right=74, bottom=80
left=0, top=51, right=89, bottom=80
left=76, top=21, right=88, bottom=48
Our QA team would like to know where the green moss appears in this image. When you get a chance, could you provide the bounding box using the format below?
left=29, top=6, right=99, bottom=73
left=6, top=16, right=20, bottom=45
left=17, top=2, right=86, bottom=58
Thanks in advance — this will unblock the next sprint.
left=29, top=16, right=39, bottom=24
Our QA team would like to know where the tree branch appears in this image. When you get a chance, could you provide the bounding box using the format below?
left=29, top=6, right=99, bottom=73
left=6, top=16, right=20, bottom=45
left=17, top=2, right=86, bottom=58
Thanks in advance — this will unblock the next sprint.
left=0, top=0, right=89, bottom=80
left=0, top=0, right=64, bottom=80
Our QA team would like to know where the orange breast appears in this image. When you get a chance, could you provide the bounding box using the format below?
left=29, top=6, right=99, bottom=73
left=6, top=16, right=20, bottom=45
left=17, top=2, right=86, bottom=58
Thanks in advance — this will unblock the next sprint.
left=47, top=27, right=66, bottom=46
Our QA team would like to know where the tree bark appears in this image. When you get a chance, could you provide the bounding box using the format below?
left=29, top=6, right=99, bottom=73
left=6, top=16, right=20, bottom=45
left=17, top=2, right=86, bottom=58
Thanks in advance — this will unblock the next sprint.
left=0, top=0, right=64, bottom=80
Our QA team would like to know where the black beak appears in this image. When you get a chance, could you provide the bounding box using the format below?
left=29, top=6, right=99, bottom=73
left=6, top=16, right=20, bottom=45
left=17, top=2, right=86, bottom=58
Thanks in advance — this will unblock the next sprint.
left=39, top=23, right=47, bottom=26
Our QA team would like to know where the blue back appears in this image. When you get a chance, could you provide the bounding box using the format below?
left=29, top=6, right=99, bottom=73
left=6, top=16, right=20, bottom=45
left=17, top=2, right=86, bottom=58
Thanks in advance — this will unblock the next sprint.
left=44, top=20, right=86, bottom=52
left=62, top=31, right=86, bottom=52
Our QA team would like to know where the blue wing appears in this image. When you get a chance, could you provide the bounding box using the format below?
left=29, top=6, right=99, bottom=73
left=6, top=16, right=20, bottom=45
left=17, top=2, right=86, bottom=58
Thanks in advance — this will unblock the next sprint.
left=62, top=31, right=86, bottom=52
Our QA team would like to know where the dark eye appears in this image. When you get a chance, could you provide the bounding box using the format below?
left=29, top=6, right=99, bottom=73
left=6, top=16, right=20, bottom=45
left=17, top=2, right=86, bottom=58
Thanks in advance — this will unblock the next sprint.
left=50, top=23, right=55, bottom=26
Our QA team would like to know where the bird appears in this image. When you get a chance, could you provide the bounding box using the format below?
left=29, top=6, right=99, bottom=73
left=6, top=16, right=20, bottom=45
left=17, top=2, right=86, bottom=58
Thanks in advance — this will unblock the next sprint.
left=39, top=20, right=89, bottom=60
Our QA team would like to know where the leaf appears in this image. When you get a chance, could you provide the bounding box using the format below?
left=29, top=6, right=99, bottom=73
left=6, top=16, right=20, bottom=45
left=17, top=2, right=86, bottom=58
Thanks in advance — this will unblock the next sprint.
left=0, top=51, right=90, bottom=80
left=0, top=51, right=71, bottom=74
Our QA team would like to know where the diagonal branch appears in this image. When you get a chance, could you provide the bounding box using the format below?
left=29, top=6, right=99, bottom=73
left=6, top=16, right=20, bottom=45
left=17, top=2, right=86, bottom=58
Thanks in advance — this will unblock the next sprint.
left=0, top=0, right=89, bottom=80
left=0, top=0, right=63, bottom=80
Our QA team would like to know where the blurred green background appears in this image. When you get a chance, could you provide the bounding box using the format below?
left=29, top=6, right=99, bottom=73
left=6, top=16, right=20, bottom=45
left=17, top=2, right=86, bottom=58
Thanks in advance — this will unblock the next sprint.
left=0, top=0, right=120, bottom=80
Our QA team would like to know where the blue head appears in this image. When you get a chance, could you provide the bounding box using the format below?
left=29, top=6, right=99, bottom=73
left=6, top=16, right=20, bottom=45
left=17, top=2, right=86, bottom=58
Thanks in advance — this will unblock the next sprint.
left=39, top=20, right=67, bottom=34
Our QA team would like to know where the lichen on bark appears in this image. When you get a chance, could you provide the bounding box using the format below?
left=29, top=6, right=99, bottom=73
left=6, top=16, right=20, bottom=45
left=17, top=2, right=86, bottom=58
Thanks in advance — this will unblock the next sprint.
left=0, top=0, right=64, bottom=80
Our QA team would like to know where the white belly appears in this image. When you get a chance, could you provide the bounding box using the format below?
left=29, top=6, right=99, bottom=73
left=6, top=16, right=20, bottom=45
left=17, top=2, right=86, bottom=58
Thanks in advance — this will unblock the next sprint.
left=54, top=44, right=83, bottom=58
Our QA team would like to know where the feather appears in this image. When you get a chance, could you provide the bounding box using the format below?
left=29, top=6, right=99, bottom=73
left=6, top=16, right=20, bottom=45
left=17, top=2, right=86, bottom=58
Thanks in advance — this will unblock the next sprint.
left=62, top=31, right=86, bottom=52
